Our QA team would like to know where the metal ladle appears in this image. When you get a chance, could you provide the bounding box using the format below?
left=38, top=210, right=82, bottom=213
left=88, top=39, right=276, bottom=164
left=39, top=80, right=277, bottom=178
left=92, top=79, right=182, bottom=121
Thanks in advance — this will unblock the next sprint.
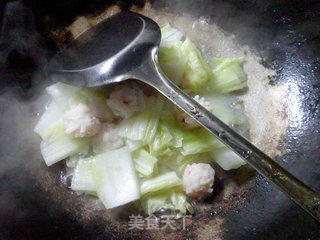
left=46, top=11, right=320, bottom=221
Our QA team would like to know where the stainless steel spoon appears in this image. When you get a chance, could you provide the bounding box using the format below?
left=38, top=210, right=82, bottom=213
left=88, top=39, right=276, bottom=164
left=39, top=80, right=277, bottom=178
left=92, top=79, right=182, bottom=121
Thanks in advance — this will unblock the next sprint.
left=46, top=11, right=320, bottom=221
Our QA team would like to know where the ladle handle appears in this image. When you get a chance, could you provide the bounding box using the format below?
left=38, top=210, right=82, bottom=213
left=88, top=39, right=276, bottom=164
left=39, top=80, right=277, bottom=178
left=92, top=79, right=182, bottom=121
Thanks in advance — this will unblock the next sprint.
left=137, top=48, right=320, bottom=222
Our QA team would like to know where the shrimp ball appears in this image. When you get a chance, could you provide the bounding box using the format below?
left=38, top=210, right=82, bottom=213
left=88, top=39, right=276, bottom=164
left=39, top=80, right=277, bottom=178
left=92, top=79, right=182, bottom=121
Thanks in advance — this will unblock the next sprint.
left=63, top=103, right=101, bottom=138
left=106, top=83, right=146, bottom=119
left=182, top=163, right=215, bottom=200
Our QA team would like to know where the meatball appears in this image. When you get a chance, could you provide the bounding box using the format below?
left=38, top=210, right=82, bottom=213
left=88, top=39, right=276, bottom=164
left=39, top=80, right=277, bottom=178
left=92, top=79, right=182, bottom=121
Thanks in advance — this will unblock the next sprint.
left=106, top=83, right=146, bottom=119
left=63, top=103, right=101, bottom=138
left=175, top=95, right=213, bottom=128
left=182, top=163, right=215, bottom=200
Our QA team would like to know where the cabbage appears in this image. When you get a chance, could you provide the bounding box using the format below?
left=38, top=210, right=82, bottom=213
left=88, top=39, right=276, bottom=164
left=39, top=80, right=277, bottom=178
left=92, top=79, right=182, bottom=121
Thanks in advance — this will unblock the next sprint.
left=152, top=110, right=183, bottom=151
left=46, top=82, right=80, bottom=110
left=141, top=192, right=170, bottom=215
left=180, top=38, right=210, bottom=92
left=149, top=110, right=218, bottom=175
left=159, top=42, right=187, bottom=86
left=116, top=114, right=148, bottom=141
left=125, top=139, right=144, bottom=152
left=181, top=129, right=219, bottom=156
left=46, top=83, right=113, bottom=121
left=34, top=101, right=63, bottom=139
left=156, top=111, right=218, bottom=156
left=91, top=147, right=140, bottom=209
left=71, top=157, right=96, bottom=192
left=66, top=155, right=79, bottom=168
left=132, top=148, right=158, bottom=177
left=211, top=147, right=246, bottom=170
left=92, top=123, right=124, bottom=153
left=204, top=95, right=246, bottom=127
left=141, top=189, right=193, bottom=216
left=159, top=26, right=209, bottom=91
left=149, top=123, right=173, bottom=155
left=140, top=171, right=182, bottom=195
left=116, top=96, right=163, bottom=144
left=209, top=58, right=247, bottom=94
left=160, top=24, right=184, bottom=48
left=40, top=123, right=87, bottom=166
left=170, top=189, right=194, bottom=216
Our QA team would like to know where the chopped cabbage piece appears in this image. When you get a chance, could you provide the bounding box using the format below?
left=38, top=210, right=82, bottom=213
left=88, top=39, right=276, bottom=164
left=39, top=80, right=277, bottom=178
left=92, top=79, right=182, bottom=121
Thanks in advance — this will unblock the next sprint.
left=91, top=147, right=140, bottom=209
left=46, top=82, right=81, bottom=110
left=141, top=192, right=170, bottom=215
left=149, top=123, right=173, bottom=155
left=40, top=123, right=87, bottom=166
left=140, top=171, right=182, bottom=195
left=116, top=114, right=147, bottom=141
left=209, top=58, right=247, bottom=94
left=132, top=148, right=158, bottom=177
left=205, top=95, right=246, bottom=126
left=180, top=38, right=210, bottom=92
left=181, top=129, right=218, bottom=156
left=47, top=82, right=113, bottom=121
left=211, top=147, right=246, bottom=170
left=159, top=42, right=187, bottom=86
left=125, top=139, right=144, bottom=152
left=66, top=155, right=79, bottom=168
left=141, top=189, right=193, bottom=216
left=150, top=110, right=218, bottom=159
left=159, top=26, right=211, bottom=90
left=71, top=158, right=96, bottom=192
left=116, top=96, right=163, bottom=144
left=93, top=123, right=124, bottom=153
left=170, top=189, right=194, bottom=215
left=34, top=101, right=63, bottom=139
left=160, top=24, right=184, bottom=48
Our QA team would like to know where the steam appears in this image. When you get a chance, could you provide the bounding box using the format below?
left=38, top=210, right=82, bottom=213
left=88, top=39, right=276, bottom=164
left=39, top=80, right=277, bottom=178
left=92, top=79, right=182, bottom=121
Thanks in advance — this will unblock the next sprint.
left=1, top=1, right=48, bottom=68
left=0, top=1, right=50, bottom=192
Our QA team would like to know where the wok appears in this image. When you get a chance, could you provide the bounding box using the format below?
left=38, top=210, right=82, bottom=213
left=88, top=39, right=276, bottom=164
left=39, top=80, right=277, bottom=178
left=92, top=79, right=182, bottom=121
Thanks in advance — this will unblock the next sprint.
left=0, top=0, right=319, bottom=239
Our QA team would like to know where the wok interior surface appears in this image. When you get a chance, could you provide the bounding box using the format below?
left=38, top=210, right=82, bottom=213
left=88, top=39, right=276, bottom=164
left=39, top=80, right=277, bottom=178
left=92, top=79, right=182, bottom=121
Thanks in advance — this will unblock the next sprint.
left=0, top=0, right=319, bottom=239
